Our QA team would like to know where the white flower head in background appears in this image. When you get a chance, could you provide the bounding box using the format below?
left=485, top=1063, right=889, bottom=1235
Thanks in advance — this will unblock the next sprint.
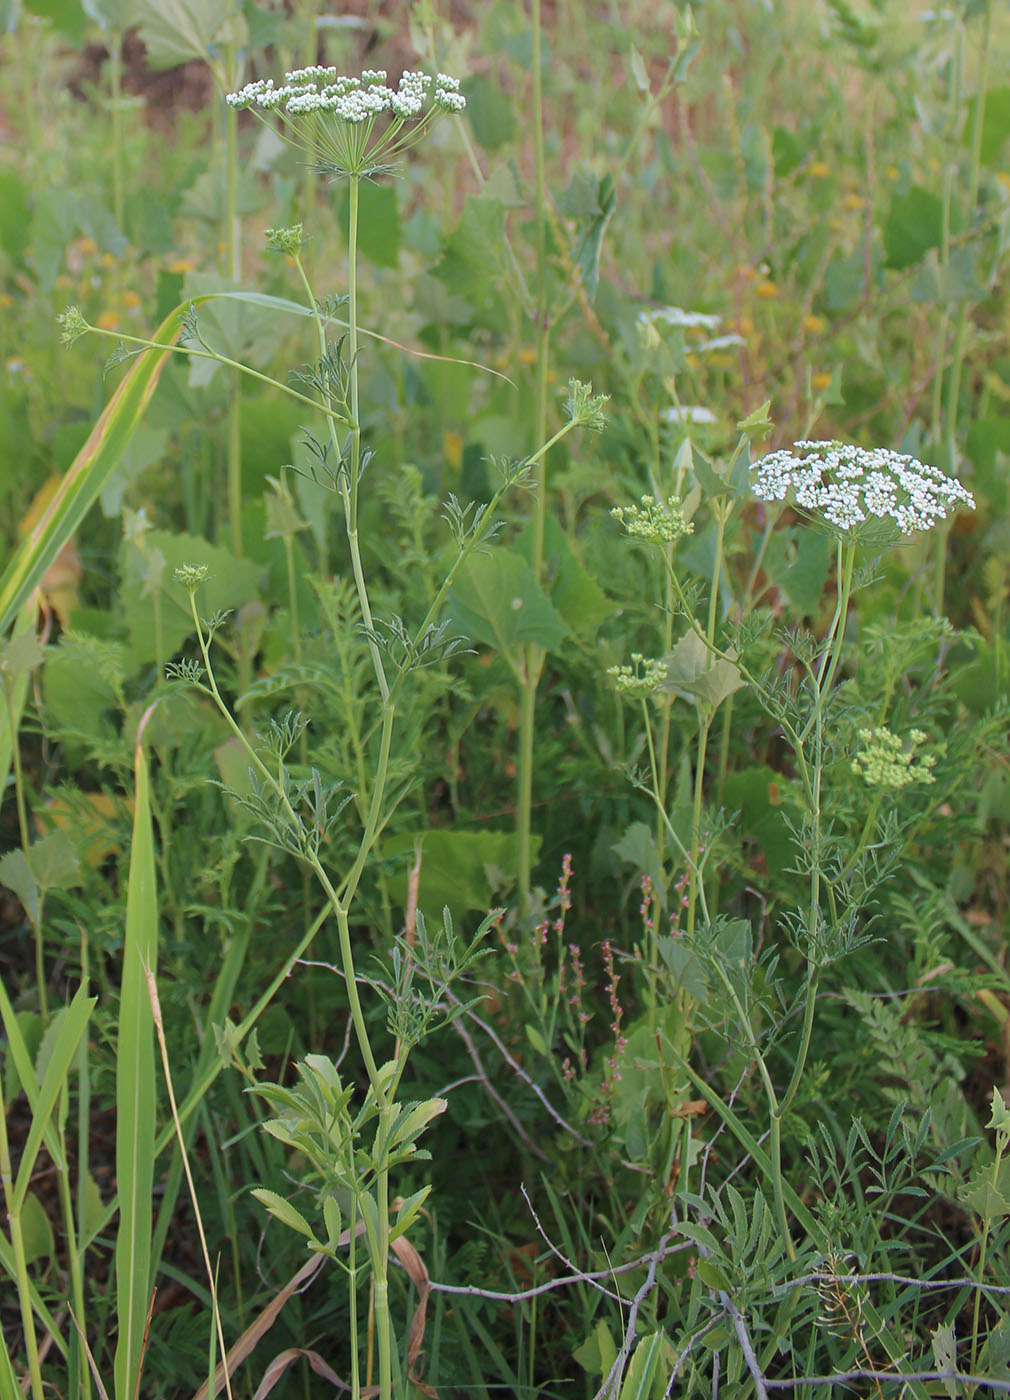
left=226, top=68, right=466, bottom=178
left=751, top=439, right=974, bottom=540
left=660, top=404, right=717, bottom=426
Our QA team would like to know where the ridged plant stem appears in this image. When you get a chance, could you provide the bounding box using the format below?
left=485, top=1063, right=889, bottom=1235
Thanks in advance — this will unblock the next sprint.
left=517, top=0, right=550, bottom=917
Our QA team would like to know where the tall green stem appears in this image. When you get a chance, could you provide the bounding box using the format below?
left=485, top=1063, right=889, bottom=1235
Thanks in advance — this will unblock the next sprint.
left=517, top=0, right=550, bottom=916
left=294, top=182, right=388, bottom=702
left=768, top=542, right=856, bottom=1256
left=6, top=687, right=47, bottom=1022
left=109, top=30, right=125, bottom=234
left=933, top=0, right=991, bottom=616
left=686, top=504, right=728, bottom=936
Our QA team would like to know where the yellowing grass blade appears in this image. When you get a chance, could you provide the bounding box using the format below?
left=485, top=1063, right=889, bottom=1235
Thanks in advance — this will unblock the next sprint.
left=0, top=600, right=38, bottom=801
left=114, top=709, right=159, bottom=1400
left=0, top=306, right=187, bottom=639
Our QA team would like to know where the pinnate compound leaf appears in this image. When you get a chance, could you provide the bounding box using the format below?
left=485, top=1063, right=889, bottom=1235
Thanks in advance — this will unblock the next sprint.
left=251, top=1190, right=316, bottom=1241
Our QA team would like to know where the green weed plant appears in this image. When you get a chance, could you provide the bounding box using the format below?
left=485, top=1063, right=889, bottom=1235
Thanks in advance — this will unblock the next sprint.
left=1, top=0, right=1009, bottom=1397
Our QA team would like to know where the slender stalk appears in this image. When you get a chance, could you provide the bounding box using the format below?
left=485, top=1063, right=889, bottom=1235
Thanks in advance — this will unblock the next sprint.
left=85, top=320, right=351, bottom=424
left=927, top=14, right=962, bottom=616
left=54, top=1095, right=89, bottom=1399
left=0, top=1078, right=46, bottom=1400
left=19, top=18, right=43, bottom=183
left=934, top=0, right=992, bottom=617
left=109, top=29, right=125, bottom=234
left=147, top=972, right=234, bottom=1400
left=347, top=1199, right=361, bottom=1400
left=516, top=0, right=550, bottom=917
left=686, top=504, right=728, bottom=935
left=299, top=0, right=318, bottom=235
left=5, top=687, right=47, bottom=1022
left=797, top=539, right=855, bottom=745
left=292, top=212, right=388, bottom=701
left=75, top=929, right=92, bottom=1400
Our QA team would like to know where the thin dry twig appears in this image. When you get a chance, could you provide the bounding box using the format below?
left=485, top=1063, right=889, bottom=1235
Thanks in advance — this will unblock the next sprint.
left=453, top=996, right=594, bottom=1146
left=448, top=1013, right=550, bottom=1162
left=765, top=1371, right=1010, bottom=1393
left=592, top=1234, right=672, bottom=1400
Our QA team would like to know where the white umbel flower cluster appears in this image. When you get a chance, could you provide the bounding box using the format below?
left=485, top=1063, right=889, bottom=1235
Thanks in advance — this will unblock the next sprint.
left=751, top=439, right=974, bottom=536
left=226, top=68, right=465, bottom=122
left=226, top=67, right=465, bottom=176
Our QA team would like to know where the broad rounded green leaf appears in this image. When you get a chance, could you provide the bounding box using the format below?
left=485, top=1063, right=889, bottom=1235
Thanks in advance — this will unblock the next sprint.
left=135, top=0, right=238, bottom=69
left=448, top=547, right=568, bottom=655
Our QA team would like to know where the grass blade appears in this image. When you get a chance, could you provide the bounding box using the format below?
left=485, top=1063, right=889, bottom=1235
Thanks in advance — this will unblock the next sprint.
left=11, top=985, right=94, bottom=1212
left=114, top=711, right=159, bottom=1400
left=0, top=308, right=187, bottom=638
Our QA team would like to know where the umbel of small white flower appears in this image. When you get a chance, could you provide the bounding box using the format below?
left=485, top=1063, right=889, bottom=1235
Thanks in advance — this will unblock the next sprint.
left=751, top=439, right=975, bottom=536
left=226, top=67, right=466, bottom=176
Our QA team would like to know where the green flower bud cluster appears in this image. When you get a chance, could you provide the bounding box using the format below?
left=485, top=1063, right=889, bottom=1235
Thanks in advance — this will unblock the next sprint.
left=57, top=306, right=90, bottom=345
left=851, top=726, right=936, bottom=789
left=611, top=494, right=693, bottom=544
left=174, top=564, right=210, bottom=593
left=564, top=379, right=610, bottom=432
left=265, top=225, right=305, bottom=256
left=607, top=653, right=666, bottom=699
